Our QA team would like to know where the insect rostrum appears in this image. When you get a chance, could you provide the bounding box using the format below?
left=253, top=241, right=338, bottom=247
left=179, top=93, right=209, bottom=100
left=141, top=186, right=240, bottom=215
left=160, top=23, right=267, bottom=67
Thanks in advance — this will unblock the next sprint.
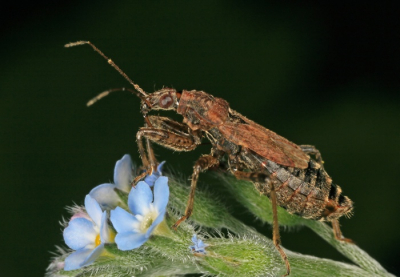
left=66, top=41, right=354, bottom=276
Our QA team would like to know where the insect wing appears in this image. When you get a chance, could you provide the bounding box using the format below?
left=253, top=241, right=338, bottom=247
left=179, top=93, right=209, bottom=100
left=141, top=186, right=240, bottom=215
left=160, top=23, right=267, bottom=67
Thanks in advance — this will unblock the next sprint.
left=219, top=122, right=309, bottom=169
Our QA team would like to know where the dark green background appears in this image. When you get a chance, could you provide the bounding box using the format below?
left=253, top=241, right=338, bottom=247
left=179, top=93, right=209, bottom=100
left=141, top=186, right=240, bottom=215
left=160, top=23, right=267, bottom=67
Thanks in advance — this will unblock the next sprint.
left=1, top=1, right=399, bottom=276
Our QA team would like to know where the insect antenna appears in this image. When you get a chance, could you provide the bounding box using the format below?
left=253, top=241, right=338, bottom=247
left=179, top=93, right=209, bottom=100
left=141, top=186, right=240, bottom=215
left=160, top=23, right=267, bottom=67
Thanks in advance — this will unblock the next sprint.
left=65, top=41, right=149, bottom=100
left=86, top=87, right=143, bottom=107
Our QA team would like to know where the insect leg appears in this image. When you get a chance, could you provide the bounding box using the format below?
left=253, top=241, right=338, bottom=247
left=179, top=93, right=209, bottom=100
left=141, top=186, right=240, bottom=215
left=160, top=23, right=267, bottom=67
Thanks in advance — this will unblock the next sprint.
left=146, top=138, right=157, bottom=169
left=232, top=170, right=290, bottom=276
left=134, top=117, right=202, bottom=184
left=145, top=115, right=198, bottom=170
left=331, top=219, right=354, bottom=243
left=135, top=129, right=152, bottom=180
left=132, top=134, right=153, bottom=184
left=132, top=137, right=159, bottom=186
left=270, top=181, right=290, bottom=276
left=136, top=128, right=199, bottom=152
left=144, top=118, right=159, bottom=170
left=173, top=154, right=219, bottom=229
left=300, top=144, right=324, bottom=165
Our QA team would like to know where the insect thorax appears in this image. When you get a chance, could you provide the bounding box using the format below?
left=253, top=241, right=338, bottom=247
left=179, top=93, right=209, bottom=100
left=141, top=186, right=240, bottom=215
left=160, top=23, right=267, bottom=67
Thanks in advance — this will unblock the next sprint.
left=177, top=90, right=230, bottom=130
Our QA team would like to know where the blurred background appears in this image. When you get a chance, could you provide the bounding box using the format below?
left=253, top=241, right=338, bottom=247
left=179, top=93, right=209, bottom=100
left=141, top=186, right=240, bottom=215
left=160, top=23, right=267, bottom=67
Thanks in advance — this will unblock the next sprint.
left=1, top=1, right=399, bottom=276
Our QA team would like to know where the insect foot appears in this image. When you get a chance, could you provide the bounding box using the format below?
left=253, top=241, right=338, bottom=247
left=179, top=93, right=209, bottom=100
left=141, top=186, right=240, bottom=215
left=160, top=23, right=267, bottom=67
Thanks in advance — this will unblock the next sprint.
left=332, top=219, right=354, bottom=244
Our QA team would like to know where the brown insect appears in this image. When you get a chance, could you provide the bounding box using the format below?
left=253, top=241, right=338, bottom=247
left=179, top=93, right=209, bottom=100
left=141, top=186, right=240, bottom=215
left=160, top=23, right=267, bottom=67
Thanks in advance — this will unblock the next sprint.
left=66, top=41, right=354, bottom=276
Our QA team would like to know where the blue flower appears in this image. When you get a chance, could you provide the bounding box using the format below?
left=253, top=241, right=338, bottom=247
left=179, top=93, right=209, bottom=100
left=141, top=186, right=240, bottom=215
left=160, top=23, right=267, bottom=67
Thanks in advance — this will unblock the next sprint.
left=63, top=195, right=115, bottom=271
left=89, top=155, right=166, bottom=209
left=143, top=161, right=166, bottom=187
left=189, top=234, right=208, bottom=254
left=110, top=176, right=169, bottom=250
left=89, top=154, right=135, bottom=209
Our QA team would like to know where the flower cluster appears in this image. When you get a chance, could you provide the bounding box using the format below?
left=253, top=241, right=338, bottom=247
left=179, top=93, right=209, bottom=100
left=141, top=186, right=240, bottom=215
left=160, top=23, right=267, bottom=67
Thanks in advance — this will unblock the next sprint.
left=62, top=155, right=170, bottom=271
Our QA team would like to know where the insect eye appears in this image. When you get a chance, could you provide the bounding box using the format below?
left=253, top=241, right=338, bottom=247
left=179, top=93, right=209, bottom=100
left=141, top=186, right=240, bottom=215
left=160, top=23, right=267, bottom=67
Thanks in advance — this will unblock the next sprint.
left=159, top=94, right=173, bottom=108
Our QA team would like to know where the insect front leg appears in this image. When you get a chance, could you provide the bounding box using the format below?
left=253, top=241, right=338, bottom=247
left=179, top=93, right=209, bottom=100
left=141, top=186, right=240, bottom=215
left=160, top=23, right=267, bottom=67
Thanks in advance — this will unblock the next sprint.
left=172, top=154, right=219, bottom=229
left=134, top=116, right=202, bottom=184
left=133, top=138, right=159, bottom=185
left=145, top=137, right=157, bottom=169
left=232, top=169, right=290, bottom=276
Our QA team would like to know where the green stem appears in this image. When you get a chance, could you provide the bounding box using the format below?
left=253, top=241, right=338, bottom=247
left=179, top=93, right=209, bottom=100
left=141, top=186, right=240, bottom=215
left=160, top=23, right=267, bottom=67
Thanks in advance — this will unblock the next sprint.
left=304, top=220, right=393, bottom=276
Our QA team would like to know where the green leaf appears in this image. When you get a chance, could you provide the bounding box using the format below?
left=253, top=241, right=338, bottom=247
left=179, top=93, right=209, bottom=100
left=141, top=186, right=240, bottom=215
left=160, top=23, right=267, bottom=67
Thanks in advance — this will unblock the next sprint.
left=48, top=172, right=393, bottom=277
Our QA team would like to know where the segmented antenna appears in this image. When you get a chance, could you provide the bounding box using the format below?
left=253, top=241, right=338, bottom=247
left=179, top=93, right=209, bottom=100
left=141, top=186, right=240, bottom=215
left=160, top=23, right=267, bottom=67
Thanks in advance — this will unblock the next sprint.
left=65, top=41, right=148, bottom=100
left=86, top=87, right=136, bottom=107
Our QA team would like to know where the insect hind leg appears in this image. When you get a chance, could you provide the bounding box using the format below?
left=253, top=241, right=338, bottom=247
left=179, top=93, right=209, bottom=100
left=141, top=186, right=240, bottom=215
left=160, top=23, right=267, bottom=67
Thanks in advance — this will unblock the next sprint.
left=331, top=219, right=354, bottom=243
left=232, top=170, right=290, bottom=276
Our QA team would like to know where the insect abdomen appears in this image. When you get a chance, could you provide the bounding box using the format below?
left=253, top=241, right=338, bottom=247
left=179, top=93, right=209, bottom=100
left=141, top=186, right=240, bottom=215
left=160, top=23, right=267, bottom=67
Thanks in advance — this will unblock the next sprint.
left=257, top=159, right=353, bottom=221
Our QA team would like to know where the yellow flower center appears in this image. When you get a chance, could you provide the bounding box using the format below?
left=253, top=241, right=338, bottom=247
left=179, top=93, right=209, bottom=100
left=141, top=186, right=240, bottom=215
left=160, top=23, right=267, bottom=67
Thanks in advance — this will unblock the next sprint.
left=94, top=230, right=116, bottom=247
left=95, top=234, right=101, bottom=247
left=144, top=217, right=154, bottom=229
left=140, top=212, right=156, bottom=232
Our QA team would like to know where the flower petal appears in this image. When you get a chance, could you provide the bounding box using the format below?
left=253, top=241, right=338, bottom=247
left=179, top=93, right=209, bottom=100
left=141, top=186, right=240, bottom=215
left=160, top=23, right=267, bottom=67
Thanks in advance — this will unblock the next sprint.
left=89, top=183, right=120, bottom=210
left=145, top=209, right=166, bottom=238
left=156, top=161, right=166, bottom=172
left=110, top=207, right=140, bottom=233
left=197, top=240, right=205, bottom=248
left=115, top=232, right=148, bottom=250
left=70, top=211, right=91, bottom=222
left=128, top=181, right=152, bottom=216
left=114, top=154, right=134, bottom=192
left=81, top=244, right=104, bottom=267
left=99, top=211, right=113, bottom=243
left=153, top=176, right=169, bottom=212
left=64, top=247, right=93, bottom=271
left=144, top=161, right=166, bottom=187
left=84, top=195, right=103, bottom=227
left=63, top=218, right=96, bottom=250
